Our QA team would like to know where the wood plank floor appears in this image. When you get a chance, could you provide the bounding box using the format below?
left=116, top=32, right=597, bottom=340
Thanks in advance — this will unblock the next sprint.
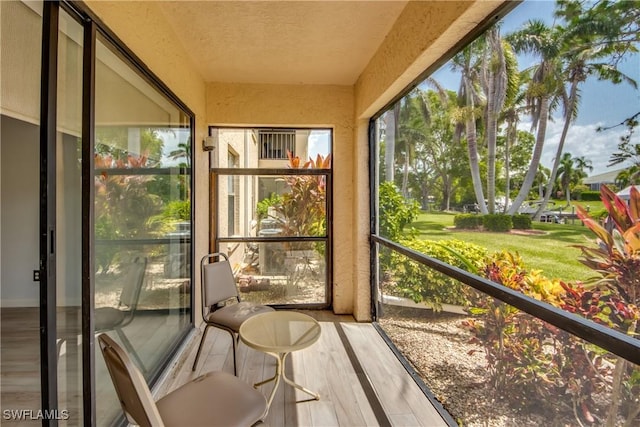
left=168, top=310, right=448, bottom=427
left=1, top=309, right=449, bottom=426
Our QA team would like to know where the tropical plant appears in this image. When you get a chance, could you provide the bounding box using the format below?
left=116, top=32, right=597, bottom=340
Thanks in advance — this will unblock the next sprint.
left=557, top=153, right=593, bottom=205
left=452, top=37, right=488, bottom=214
left=95, top=127, right=165, bottom=166
left=412, top=89, right=466, bottom=211
left=275, top=151, right=330, bottom=238
left=480, top=27, right=518, bottom=213
left=94, top=153, right=164, bottom=273
left=506, top=19, right=563, bottom=215
left=534, top=0, right=638, bottom=219
left=574, top=184, right=640, bottom=426
left=388, top=238, right=487, bottom=308
left=256, top=193, right=283, bottom=220
left=499, top=73, right=528, bottom=211
left=168, top=141, right=191, bottom=167
left=608, top=112, right=640, bottom=187
left=378, top=181, right=420, bottom=241
left=462, top=251, right=616, bottom=423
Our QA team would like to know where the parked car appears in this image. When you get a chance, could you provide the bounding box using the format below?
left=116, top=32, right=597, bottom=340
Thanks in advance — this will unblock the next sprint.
left=539, top=214, right=563, bottom=224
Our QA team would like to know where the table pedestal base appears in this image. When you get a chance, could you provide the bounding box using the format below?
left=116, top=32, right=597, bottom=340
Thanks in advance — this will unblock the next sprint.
left=255, top=351, right=320, bottom=417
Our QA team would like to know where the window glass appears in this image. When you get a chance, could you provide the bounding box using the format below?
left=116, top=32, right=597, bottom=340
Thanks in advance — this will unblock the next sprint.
left=94, top=33, right=192, bottom=423
left=212, top=127, right=331, bottom=306
left=373, top=1, right=640, bottom=425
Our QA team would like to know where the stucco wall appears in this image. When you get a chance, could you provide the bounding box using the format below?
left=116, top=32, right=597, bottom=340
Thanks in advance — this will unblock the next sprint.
left=355, top=0, right=503, bottom=118
left=206, top=82, right=355, bottom=314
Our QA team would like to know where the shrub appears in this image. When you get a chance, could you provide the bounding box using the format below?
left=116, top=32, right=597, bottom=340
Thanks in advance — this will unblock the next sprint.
left=574, top=184, right=640, bottom=425
left=572, top=184, right=589, bottom=200
left=511, top=214, right=532, bottom=229
left=579, top=190, right=601, bottom=201
left=589, top=207, right=608, bottom=222
left=256, top=193, right=282, bottom=220
left=462, top=252, right=586, bottom=415
left=388, top=239, right=487, bottom=308
left=454, top=214, right=483, bottom=229
left=482, top=214, right=512, bottom=232
left=379, top=181, right=420, bottom=240
left=464, top=185, right=640, bottom=425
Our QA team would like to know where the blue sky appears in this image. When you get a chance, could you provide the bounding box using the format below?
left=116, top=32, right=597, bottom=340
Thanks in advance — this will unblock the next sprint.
left=431, top=0, right=639, bottom=176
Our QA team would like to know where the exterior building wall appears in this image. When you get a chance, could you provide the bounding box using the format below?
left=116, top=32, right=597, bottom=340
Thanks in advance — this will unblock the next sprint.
left=206, top=82, right=355, bottom=315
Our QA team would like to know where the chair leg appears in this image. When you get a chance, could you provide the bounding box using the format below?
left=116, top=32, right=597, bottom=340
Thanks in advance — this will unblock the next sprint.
left=192, top=325, right=211, bottom=371
left=230, top=331, right=238, bottom=376
left=56, top=338, right=65, bottom=360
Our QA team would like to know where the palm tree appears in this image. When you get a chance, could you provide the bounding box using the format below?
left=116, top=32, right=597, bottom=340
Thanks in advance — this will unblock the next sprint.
left=534, top=4, right=637, bottom=218
left=480, top=27, right=514, bottom=213
left=395, top=81, right=449, bottom=199
left=556, top=153, right=576, bottom=205
left=500, top=75, right=527, bottom=212
left=168, top=142, right=191, bottom=168
left=533, top=164, right=551, bottom=200
left=506, top=20, right=563, bottom=215
left=616, top=166, right=640, bottom=187
left=452, top=38, right=488, bottom=214
left=556, top=153, right=593, bottom=205
left=573, top=155, right=593, bottom=178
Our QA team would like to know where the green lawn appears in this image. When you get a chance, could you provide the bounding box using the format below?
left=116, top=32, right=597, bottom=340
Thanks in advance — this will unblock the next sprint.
left=410, top=212, right=598, bottom=282
left=542, top=199, right=605, bottom=214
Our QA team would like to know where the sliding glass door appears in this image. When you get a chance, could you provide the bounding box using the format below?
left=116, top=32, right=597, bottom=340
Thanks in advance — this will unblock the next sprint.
left=55, top=7, right=84, bottom=421
left=1, top=1, right=196, bottom=424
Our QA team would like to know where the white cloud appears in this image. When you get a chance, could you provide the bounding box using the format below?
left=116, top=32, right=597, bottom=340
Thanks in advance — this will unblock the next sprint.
left=518, top=117, right=636, bottom=176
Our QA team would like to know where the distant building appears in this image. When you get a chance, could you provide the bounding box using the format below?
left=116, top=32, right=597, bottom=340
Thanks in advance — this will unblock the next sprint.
left=583, top=168, right=626, bottom=191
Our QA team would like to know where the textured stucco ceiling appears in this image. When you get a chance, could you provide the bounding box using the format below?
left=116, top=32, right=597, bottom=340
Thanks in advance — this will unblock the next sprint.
left=157, top=1, right=408, bottom=85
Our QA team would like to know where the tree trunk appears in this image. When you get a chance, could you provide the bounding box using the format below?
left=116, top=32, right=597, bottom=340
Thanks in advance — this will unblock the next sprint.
left=485, top=28, right=507, bottom=215
left=534, top=78, right=579, bottom=219
left=504, top=121, right=516, bottom=213
left=402, top=150, right=410, bottom=198
left=384, top=109, right=397, bottom=182
left=465, top=77, right=488, bottom=214
left=508, top=95, right=550, bottom=215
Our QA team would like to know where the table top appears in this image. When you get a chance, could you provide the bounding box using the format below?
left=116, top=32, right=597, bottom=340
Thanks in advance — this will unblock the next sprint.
left=239, top=311, right=321, bottom=354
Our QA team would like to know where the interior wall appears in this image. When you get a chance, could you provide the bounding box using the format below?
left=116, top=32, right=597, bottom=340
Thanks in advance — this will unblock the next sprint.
left=206, top=82, right=355, bottom=315
left=0, top=0, right=41, bottom=124
left=1, top=115, right=40, bottom=307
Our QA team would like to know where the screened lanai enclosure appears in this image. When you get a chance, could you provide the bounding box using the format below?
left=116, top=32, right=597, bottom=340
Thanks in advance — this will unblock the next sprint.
left=2, top=0, right=639, bottom=426
left=209, top=128, right=332, bottom=307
